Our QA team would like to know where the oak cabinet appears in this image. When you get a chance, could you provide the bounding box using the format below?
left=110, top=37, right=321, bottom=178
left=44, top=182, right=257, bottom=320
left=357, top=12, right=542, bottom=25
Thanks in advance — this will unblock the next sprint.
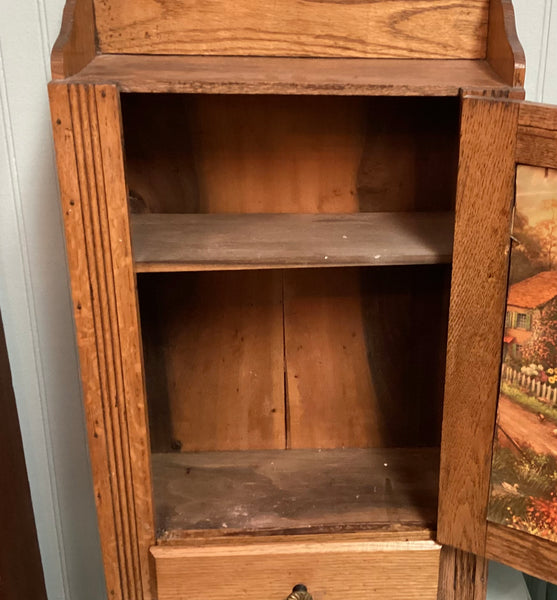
left=48, top=1, right=557, bottom=598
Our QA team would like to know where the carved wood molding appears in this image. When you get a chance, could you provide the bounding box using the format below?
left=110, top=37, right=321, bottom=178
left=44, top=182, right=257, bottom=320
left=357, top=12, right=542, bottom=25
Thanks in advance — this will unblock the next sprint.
left=48, top=82, right=154, bottom=600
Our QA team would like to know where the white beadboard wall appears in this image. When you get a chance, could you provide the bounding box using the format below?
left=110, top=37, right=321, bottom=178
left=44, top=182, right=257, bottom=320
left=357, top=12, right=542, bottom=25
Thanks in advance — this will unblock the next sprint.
left=0, top=2, right=555, bottom=599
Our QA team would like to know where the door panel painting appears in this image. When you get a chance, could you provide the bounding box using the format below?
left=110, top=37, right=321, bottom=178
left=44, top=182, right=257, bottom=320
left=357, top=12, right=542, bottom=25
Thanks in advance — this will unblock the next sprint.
left=488, top=165, right=557, bottom=541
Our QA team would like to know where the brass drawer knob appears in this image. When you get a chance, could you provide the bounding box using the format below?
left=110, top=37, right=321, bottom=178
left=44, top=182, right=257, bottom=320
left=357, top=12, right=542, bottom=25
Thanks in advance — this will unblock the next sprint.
left=286, top=584, right=313, bottom=600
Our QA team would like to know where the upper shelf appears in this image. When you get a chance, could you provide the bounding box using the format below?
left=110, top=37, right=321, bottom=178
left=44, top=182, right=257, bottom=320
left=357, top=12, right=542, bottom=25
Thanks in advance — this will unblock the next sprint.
left=65, top=55, right=511, bottom=97
left=131, top=212, right=454, bottom=273
left=51, top=0, right=525, bottom=96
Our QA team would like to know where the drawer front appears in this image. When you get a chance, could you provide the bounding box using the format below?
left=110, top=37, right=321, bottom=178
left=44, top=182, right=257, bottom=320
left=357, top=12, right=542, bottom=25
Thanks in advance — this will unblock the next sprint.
left=151, top=538, right=441, bottom=600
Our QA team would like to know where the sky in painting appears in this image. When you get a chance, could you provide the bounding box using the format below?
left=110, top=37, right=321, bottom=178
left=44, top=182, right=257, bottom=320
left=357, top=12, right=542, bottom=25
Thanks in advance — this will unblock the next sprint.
left=516, top=165, right=557, bottom=228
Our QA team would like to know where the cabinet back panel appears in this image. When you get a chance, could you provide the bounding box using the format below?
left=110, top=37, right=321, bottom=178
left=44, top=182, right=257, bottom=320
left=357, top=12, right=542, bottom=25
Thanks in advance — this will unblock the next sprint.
left=139, top=266, right=449, bottom=452
left=285, top=266, right=449, bottom=449
left=139, top=271, right=285, bottom=452
left=93, top=0, right=488, bottom=60
left=122, top=95, right=459, bottom=215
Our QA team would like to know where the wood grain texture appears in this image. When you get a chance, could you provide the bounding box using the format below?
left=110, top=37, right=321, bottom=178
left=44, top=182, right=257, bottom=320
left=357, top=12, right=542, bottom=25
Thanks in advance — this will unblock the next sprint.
left=519, top=102, right=557, bottom=130
left=122, top=95, right=460, bottom=217
left=0, top=312, right=47, bottom=600
left=131, top=212, right=455, bottom=273
left=516, top=103, right=557, bottom=169
left=48, top=83, right=154, bottom=600
left=437, top=546, right=488, bottom=600
left=129, top=95, right=455, bottom=453
left=284, top=266, right=450, bottom=449
left=485, top=522, right=557, bottom=586
left=285, top=269, right=378, bottom=449
left=66, top=54, right=511, bottom=96
left=152, top=448, right=439, bottom=538
left=123, top=94, right=365, bottom=215
left=138, top=272, right=285, bottom=452
left=92, top=0, right=488, bottom=59
left=151, top=535, right=441, bottom=600
left=51, top=0, right=96, bottom=79
left=486, top=0, right=526, bottom=93
left=437, top=97, right=519, bottom=556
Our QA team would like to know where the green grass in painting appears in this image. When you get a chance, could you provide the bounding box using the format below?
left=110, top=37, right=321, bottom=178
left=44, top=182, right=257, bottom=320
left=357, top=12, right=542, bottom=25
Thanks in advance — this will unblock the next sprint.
left=501, top=381, right=557, bottom=425
left=487, top=494, right=528, bottom=526
left=491, top=446, right=557, bottom=498
left=489, top=446, right=557, bottom=540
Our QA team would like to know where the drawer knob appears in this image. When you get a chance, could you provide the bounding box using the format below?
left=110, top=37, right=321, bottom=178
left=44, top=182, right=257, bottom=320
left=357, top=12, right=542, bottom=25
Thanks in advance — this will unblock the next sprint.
left=287, top=584, right=313, bottom=600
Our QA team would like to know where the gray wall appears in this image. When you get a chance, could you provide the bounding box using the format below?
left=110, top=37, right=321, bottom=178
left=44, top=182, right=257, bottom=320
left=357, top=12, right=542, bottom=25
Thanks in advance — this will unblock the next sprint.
left=0, top=2, right=555, bottom=598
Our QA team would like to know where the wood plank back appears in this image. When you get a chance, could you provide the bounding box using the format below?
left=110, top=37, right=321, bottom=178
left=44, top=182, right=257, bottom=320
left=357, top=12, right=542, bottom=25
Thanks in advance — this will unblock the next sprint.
left=92, top=0, right=489, bottom=59
left=284, top=266, right=449, bottom=449
left=49, top=83, right=154, bottom=600
left=437, top=96, right=519, bottom=555
left=139, top=272, right=285, bottom=452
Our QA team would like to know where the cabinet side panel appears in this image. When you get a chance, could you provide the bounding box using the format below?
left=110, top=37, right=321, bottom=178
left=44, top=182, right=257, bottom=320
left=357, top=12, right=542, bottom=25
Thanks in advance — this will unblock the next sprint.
left=51, top=0, right=96, bottom=79
left=92, top=0, right=488, bottom=59
left=48, top=83, right=154, bottom=600
left=437, top=97, right=519, bottom=555
left=486, top=0, right=526, bottom=91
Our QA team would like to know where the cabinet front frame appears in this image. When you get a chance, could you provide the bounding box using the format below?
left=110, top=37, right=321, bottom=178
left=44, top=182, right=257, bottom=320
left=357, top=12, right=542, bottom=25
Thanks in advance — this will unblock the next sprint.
left=48, top=82, right=155, bottom=600
left=51, top=85, right=557, bottom=599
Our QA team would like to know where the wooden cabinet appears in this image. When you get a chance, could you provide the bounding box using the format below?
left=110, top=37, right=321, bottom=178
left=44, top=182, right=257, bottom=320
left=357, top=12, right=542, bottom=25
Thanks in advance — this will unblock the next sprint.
left=47, top=1, right=557, bottom=599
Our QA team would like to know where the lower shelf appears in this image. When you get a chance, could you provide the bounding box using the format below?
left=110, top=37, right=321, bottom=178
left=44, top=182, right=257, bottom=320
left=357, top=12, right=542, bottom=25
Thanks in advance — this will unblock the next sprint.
left=152, top=447, right=439, bottom=542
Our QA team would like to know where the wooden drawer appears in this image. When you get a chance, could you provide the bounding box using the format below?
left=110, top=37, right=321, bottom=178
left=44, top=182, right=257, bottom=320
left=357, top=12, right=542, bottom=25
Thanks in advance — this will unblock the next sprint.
left=150, top=534, right=441, bottom=600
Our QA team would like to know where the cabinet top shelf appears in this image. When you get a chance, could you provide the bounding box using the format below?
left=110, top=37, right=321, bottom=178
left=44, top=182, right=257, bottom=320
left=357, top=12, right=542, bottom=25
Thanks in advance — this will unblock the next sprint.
left=131, top=212, right=454, bottom=273
left=64, top=55, right=512, bottom=97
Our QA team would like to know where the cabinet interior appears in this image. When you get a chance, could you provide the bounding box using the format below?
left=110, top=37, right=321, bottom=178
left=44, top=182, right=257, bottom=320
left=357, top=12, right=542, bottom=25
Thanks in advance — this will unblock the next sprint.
left=122, top=93, right=459, bottom=542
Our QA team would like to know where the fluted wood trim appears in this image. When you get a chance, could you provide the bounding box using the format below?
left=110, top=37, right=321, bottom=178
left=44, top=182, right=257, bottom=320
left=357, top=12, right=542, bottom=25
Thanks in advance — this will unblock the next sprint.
left=48, top=82, right=154, bottom=600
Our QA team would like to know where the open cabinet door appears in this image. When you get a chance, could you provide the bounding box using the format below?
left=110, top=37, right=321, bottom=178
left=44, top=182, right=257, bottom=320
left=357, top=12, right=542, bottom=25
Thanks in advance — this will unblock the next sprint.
left=438, top=97, right=557, bottom=585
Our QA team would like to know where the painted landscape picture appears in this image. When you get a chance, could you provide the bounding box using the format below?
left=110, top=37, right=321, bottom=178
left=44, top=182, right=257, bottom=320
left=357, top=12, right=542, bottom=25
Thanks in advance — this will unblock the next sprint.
left=488, top=165, right=557, bottom=541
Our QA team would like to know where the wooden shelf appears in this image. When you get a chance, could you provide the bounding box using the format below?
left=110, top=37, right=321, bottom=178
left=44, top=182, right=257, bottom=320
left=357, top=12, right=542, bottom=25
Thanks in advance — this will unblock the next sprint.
left=152, top=447, right=440, bottom=541
left=132, top=212, right=454, bottom=272
left=67, top=55, right=510, bottom=96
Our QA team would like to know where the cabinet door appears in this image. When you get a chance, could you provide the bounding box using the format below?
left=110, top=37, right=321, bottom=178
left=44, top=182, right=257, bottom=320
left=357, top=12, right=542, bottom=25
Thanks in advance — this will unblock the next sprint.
left=438, top=97, right=557, bottom=584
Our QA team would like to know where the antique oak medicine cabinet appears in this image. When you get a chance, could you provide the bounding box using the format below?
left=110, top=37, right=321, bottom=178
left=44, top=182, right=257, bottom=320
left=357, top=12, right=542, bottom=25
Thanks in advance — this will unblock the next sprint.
left=48, top=0, right=557, bottom=598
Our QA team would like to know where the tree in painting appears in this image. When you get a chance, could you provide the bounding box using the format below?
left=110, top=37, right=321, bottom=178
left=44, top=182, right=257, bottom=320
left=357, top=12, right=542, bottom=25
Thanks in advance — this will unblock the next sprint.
left=510, top=211, right=547, bottom=284
left=522, top=299, right=557, bottom=369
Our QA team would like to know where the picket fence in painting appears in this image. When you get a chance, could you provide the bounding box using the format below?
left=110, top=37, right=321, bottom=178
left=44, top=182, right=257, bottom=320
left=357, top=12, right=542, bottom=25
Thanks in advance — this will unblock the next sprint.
left=488, top=165, right=557, bottom=541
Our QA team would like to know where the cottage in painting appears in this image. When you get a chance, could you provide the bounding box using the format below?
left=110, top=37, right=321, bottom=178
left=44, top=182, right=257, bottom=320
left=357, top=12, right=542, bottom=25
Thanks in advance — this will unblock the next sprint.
left=504, top=271, right=557, bottom=361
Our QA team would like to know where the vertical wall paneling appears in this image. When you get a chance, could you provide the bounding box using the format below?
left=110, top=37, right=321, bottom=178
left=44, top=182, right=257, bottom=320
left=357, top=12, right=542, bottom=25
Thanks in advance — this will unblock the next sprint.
left=514, top=0, right=557, bottom=103
left=543, top=2, right=557, bottom=103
